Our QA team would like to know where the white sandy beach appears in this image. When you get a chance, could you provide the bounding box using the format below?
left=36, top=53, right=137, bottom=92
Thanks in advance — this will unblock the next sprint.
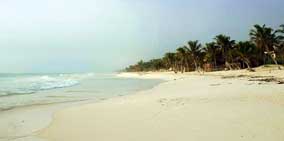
left=1, top=0, right=284, bottom=140
left=38, top=66, right=284, bottom=141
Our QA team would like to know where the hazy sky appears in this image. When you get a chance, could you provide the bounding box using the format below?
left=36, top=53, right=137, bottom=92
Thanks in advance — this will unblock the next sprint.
left=0, top=0, right=284, bottom=73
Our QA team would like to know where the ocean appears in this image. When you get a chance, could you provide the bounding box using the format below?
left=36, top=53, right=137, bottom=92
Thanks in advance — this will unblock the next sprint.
left=0, top=73, right=164, bottom=111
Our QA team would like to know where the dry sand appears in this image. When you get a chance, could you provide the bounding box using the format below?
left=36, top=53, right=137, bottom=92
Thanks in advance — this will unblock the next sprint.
left=39, top=66, right=284, bottom=141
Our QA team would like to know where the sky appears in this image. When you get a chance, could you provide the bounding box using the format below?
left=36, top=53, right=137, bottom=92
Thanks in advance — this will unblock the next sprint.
left=0, top=0, right=284, bottom=73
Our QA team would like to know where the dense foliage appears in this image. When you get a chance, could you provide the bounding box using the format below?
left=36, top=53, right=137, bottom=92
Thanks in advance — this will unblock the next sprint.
left=125, top=24, right=284, bottom=72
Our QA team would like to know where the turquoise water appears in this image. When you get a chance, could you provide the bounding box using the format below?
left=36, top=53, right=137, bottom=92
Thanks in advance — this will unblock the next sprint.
left=0, top=73, right=164, bottom=111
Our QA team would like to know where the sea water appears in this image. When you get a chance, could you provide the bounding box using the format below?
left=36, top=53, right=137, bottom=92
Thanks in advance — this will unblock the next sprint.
left=0, top=73, right=163, bottom=111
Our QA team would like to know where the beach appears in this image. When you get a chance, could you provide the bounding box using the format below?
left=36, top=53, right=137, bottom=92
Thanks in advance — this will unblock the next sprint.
left=1, top=0, right=284, bottom=140
left=0, top=74, right=163, bottom=141
left=37, top=66, right=284, bottom=141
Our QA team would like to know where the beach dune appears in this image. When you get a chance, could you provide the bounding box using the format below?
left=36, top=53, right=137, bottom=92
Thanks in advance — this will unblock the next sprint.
left=39, top=69, right=284, bottom=141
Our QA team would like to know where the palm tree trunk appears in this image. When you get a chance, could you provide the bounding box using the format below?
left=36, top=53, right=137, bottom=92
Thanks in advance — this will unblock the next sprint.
left=214, top=56, right=217, bottom=69
left=270, top=55, right=281, bottom=70
left=225, top=61, right=232, bottom=70
left=185, top=61, right=189, bottom=72
left=243, top=59, right=252, bottom=70
left=194, top=60, right=198, bottom=71
left=174, top=62, right=177, bottom=73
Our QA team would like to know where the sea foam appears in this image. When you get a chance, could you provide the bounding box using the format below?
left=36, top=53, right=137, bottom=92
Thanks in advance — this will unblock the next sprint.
left=0, top=73, right=92, bottom=97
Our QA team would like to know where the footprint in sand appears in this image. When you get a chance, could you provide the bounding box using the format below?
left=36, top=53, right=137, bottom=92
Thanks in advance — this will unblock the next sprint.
left=210, top=83, right=221, bottom=86
left=158, top=98, right=191, bottom=107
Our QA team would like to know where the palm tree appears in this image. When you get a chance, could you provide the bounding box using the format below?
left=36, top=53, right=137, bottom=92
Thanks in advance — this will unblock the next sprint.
left=275, top=24, right=284, bottom=65
left=176, top=47, right=189, bottom=73
left=277, top=24, right=284, bottom=33
left=204, top=42, right=219, bottom=68
left=214, top=34, right=235, bottom=70
left=149, top=59, right=164, bottom=71
left=184, top=40, right=202, bottom=71
left=249, top=24, right=282, bottom=69
left=163, top=52, right=176, bottom=71
left=234, top=41, right=258, bottom=70
left=137, top=60, right=144, bottom=71
left=276, top=24, right=284, bottom=46
left=250, top=24, right=273, bottom=52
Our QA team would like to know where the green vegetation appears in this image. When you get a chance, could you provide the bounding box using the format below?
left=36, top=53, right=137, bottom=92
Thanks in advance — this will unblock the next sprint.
left=125, top=24, right=284, bottom=72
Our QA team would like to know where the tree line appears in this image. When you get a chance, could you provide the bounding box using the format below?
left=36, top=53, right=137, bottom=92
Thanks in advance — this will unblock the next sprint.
left=125, top=24, right=284, bottom=72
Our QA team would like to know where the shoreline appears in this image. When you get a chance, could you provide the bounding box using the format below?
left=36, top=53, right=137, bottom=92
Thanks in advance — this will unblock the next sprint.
left=38, top=66, right=284, bottom=141
left=0, top=75, right=165, bottom=141
left=0, top=98, right=99, bottom=141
